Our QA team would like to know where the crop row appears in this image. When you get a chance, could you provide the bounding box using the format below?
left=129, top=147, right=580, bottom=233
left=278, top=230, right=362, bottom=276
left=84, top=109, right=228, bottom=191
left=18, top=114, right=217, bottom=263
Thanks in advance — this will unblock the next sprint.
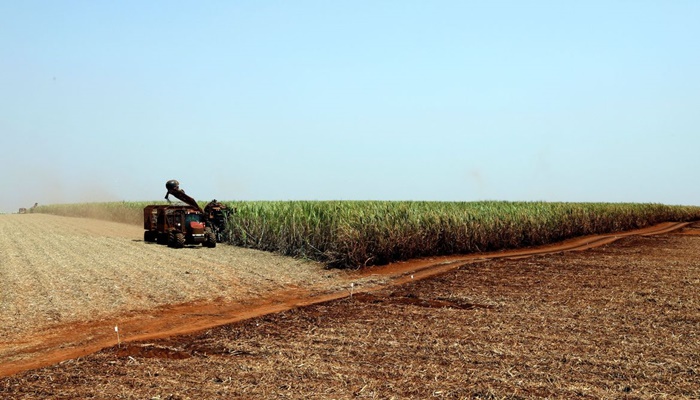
left=34, top=201, right=700, bottom=268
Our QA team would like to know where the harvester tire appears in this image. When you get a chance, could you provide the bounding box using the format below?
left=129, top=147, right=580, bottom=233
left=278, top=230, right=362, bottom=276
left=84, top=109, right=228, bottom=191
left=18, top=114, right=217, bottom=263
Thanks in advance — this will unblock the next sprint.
left=144, top=231, right=157, bottom=243
left=175, top=232, right=186, bottom=248
left=168, top=231, right=185, bottom=248
left=204, top=228, right=217, bottom=248
left=167, top=232, right=175, bottom=248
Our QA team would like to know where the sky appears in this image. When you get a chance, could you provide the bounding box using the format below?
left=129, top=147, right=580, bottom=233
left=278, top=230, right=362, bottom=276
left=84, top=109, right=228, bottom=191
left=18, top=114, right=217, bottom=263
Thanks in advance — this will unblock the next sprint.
left=2, top=1, right=699, bottom=212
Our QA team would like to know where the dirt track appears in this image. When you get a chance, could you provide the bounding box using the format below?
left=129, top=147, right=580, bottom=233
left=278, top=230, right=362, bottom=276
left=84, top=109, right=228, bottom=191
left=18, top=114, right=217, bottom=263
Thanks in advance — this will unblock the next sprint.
left=1, top=215, right=699, bottom=398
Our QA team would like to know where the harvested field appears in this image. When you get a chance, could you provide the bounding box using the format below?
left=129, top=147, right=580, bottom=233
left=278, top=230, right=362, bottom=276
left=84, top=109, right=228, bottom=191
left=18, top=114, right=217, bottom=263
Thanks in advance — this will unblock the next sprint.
left=0, top=214, right=348, bottom=371
left=1, top=215, right=699, bottom=398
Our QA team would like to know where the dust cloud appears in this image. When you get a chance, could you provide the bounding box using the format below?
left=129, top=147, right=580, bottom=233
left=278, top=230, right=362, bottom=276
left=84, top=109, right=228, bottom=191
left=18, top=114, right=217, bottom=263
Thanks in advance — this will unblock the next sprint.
left=4, top=168, right=121, bottom=214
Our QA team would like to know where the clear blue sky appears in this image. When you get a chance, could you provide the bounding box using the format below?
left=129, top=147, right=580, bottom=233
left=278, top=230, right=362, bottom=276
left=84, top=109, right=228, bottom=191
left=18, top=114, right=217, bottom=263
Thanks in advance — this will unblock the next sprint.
left=2, top=1, right=699, bottom=212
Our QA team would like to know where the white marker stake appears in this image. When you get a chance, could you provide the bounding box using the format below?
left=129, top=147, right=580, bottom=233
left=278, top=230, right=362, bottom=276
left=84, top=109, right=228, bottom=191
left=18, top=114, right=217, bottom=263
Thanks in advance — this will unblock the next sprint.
left=350, top=283, right=354, bottom=298
left=115, top=326, right=121, bottom=346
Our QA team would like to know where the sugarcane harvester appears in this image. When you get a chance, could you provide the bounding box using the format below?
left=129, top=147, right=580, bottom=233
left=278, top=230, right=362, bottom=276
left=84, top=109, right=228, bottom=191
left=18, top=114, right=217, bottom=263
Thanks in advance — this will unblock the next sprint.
left=203, top=199, right=232, bottom=243
left=143, top=180, right=228, bottom=248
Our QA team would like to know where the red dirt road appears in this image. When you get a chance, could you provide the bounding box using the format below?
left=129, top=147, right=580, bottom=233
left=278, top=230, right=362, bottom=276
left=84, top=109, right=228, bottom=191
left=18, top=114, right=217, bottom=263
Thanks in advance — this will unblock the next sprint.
left=0, top=221, right=691, bottom=378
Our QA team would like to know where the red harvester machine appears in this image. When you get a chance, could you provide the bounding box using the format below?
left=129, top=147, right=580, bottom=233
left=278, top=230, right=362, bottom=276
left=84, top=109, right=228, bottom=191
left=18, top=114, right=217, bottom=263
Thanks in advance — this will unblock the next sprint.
left=143, top=180, right=217, bottom=248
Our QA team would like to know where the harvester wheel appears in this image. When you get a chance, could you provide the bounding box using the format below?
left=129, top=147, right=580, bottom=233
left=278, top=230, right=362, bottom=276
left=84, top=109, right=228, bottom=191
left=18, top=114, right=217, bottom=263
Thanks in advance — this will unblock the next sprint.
left=168, top=231, right=184, bottom=248
left=204, top=228, right=217, bottom=248
left=167, top=232, right=175, bottom=247
left=174, top=232, right=186, bottom=248
left=144, top=231, right=156, bottom=243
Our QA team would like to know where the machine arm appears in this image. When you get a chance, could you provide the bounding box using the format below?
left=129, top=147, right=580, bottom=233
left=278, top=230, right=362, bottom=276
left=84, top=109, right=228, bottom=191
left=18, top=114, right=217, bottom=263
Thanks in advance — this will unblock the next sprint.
left=164, top=180, right=204, bottom=213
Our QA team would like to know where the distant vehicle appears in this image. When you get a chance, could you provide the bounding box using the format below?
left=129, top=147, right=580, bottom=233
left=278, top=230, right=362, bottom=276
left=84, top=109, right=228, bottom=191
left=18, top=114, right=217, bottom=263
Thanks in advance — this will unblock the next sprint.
left=18, top=203, right=38, bottom=214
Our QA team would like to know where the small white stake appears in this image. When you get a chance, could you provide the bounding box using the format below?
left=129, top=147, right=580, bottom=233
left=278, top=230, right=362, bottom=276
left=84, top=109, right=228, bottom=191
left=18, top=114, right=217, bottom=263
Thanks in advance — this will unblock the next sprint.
left=350, top=283, right=354, bottom=298
left=115, top=326, right=121, bottom=346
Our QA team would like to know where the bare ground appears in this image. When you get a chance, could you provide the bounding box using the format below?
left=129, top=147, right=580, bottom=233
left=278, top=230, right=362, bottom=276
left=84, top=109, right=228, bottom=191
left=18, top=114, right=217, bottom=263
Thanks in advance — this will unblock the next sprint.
left=1, top=215, right=699, bottom=399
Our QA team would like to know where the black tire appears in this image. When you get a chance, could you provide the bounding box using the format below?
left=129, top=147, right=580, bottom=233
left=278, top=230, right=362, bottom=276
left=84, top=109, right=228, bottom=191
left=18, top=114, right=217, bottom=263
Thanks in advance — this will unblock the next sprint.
left=168, top=231, right=185, bottom=248
left=204, top=228, right=217, bottom=248
left=157, top=232, right=168, bottom=245
left=144, top=231, right=157, bottom=243
left=175, top=232, right=186, bottom=248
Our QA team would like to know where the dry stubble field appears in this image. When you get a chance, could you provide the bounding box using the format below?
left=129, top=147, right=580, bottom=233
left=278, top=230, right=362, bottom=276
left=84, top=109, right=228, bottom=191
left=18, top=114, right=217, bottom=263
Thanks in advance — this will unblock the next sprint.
left=1, top=214, right=699, bottom=399
left=0, top=214, right=354, bottom=369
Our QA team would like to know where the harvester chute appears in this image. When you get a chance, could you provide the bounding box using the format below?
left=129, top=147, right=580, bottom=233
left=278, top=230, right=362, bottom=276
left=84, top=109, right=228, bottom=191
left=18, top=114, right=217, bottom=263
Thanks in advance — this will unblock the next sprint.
left=165, top=179, right=203, bottom=213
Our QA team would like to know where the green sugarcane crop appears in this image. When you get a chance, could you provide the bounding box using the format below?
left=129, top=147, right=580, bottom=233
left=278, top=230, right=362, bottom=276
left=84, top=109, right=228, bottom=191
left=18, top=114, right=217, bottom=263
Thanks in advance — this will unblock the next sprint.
left=34, top=200, right=700, bottom=269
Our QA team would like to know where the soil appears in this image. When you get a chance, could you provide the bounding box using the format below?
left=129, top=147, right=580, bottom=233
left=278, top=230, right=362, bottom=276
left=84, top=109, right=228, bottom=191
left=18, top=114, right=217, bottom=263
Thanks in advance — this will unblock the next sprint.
left=1, top=215, right=699, bottom=399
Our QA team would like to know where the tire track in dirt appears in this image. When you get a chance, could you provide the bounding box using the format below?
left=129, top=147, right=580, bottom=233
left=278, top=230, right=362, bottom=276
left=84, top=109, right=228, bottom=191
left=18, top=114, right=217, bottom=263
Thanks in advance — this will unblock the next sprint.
left=0, top=218, right=691, bottom=377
